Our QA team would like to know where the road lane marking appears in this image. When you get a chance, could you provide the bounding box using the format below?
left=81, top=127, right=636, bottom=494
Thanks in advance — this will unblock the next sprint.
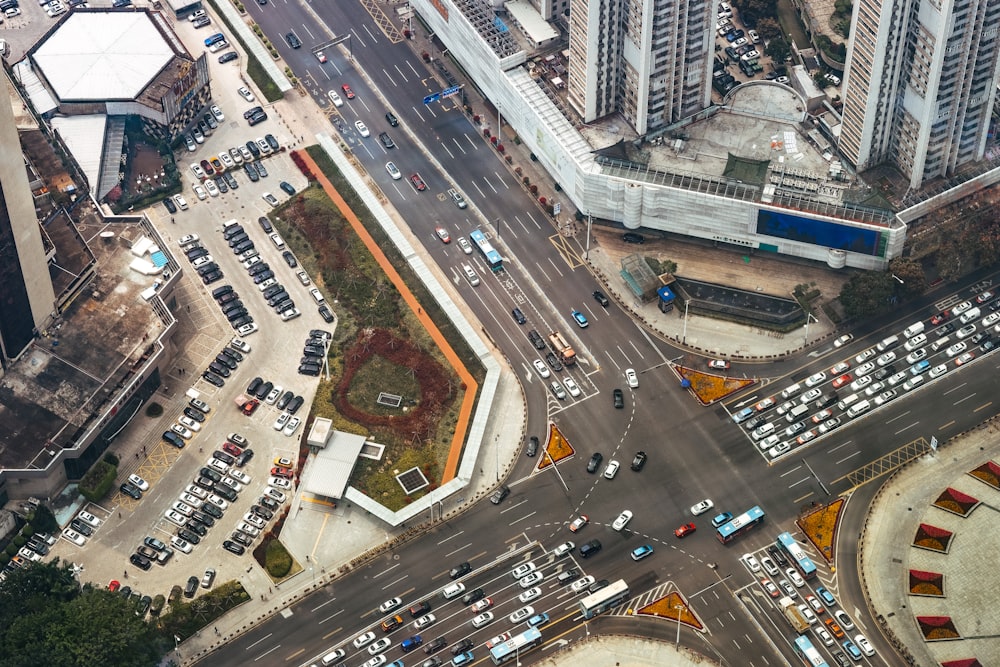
left=285, top=648, right=305, bottom=660
left=793, top=491, right=815, bottom=504
left=445, top=543, right=472, bottom=557
left=827, top=440, right=853, bottom=453
left=501, top=498, right=529, bottom=513
left=953, top=393, right=976, bottom=405
left=974, top=401, right=993, bottom=412
left=780, top=465, right=803, bottom=477
left=311, top=598, right=336, bottom=612
left=836, top=451, right=860, bottom=465
left=437, top=530, right=464, bottom=545
left=788, top=477, right=811, bottom=488
left=885, top=411, right=911, bottom=424
left=372, top=563, right=399, bottom=579
left=318, top=609, right=343, bottom=625
left=509, top=511, right=536, bottom=526
left=943, top=382, right=967, bottom=395
left=893, top=421, right=920, bottom=435
left=247, top=634, right=273, bottom=649
left=382, top=574, right=408, bottom=590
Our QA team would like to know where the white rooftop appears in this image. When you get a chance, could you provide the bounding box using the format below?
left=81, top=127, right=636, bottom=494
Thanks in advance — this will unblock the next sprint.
left=33, top=12, right=174, bottom=101
left=51, top=115, right=107, bottom=189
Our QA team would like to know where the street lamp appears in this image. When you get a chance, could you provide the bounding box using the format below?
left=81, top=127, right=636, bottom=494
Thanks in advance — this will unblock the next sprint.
left=544, top=448, right=570, bottom=493
left=681, top=300, right=690, bottom=344
left=584, top=212, right=592, bottom=260
left=674, top=605, right=685, bottom=647
left=803, top=312, right=818, bottom=346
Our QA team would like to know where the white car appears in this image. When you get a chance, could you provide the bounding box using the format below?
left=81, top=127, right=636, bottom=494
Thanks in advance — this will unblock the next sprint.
left=760, top=556, right=779, bottom=576
left=206, top=494, right=229, bottom=509
left=413, top=613, right=437, bottom=629
left=785, top=567, right=805, bottom=587
left=220, top=477, right=243, bottom=493
left=238, top=86, right=255, bottom=102
left=511, top=562, right=536, bottom=579
left=192, top=255, right=214, bottom=268
left=519, top=572, right=543, bottom=588
left=243, top=513, right=265, bottom=529
left=172, top=501, right=195, bottom=516
left=385, top=161, right=402, bottom=180
left=603, top=460, right=620, bottom=479
left=283, top=417, right=301, bottom=436
left=378, top=597, right=402, bottom=613
left=229, top=469, right=252, bottom=485
left=834, top=334, right=854, bottom=347
left=219, top=152, right=235, bottom=170
left=563, top=376, right=581, bottom=397
left=552, top=541, right=574, bottom=557
left=61, top=529, right=86, bottom=546
left=179, top=493, right=203, bottom=507
left=128, top=474, right=150, bottom=491
left=178, top=416, right=201, bottom=432
left=178, top=234, right=199, bottom=247
left=262, top=192, right=279, bottom=207
left=804, top=371, right=826, bottom=387
left=353, top=632, right=376, bottom=649
left=265, top=386, right=283, bottom=405
left=362, top=657, right=386, bottom=667
left=457, top=237, right=473, bottom=254
left=264, top=488, right=287, bottom=502
left=740, top=554, right=761, bottom=572
left=210, top=104, right=225, bottom=122
left=471, top=612, right=494, bottom=628
left=204, top=179, right=220, bottom=197
left=625, top=368, right=639, bottom=388
left=355, top=120, right=371, bottom=137
left=612, top=509, right=632, bottom=531
left=185, top=484, right=208, bottom=500
left=690, top=499, right=714, bottom=515
left=193, top=183, right=207, bottom=200
left=230, top=337, right=251, bottom=353
left=946, top=341, right=968, bottom=357
left=532, top=359, right=550, bottom=378
left=518, top=587, right=541, bottom=603
left=273, top=412, right=290, bottom=431
left=76, top=511, right=101, bottom=527
left=171, top=424, right=193, bottom=439
left=854, top=634, right=875, bottom=656
left=268, top=477, right=292, bottom=489
left=509, top=606, right=534, bottom=623
left=570, top=576, right=595, bottom=593
left=207, top=458, right=229, bottom=474
left=328, top=90, right=344, bottom=107
left=170, top=536, right=193, bottom=553
left=164, top=510, right=187, bottom=527
left=367, top=638, right=392, bottom=656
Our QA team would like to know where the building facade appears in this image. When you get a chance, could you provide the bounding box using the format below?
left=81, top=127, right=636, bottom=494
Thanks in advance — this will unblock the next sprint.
left=840, top=0, right=1000, bottom=189
left=0, top=83, right=55, bottom=372
left=568, top=0, right=715, bottom=134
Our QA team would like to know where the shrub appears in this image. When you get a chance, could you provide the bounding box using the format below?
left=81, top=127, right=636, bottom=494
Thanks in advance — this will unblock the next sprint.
left=145, top=402, right=163, bottom=418
left=150, top=594, right=165, bottom=616
left=103, top=452, right=119, bottom=466
left=79, top=461, right=117, bottom=502
left=265, top=539, right=293, bottom=578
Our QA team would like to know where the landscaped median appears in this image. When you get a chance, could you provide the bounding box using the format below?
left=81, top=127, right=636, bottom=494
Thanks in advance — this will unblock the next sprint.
left=798, top=498, right=843, bottom=563
left=537, top=424, right=574, bottom=470
left=636, top=591, right=703, bottom=631
left=674, top=366, right=756, bottom=405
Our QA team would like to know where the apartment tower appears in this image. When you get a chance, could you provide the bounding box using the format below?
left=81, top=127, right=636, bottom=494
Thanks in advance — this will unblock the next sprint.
left=840, top=0, right=1000, bottom=189
left=567, top=0, right=716, bottom=135
left=0, top=82, right=54, bottom=370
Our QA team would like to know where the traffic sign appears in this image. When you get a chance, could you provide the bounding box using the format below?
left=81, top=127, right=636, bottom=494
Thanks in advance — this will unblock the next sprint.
left=441, top=85, right=462, bottom=98
left=422, top=93, right=441, bottom=105
left=553, top=202, right=561, bottom=215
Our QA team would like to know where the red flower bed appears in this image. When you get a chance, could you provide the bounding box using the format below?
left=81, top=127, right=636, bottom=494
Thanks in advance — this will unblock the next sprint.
left=913, top=523, right=953, bottom=553
left=942, top=660, right=983, bottom=667
left=933, top=487, right=979, bottom=517
left=968, top=460, right=1000, bottom=490
left=334, top=328, right=455, bottom=441
left=289, top=150, right=315, bottom=180
left=917, top=616, right=960, bottom=641
left=908, top=569, right=944, bottom=596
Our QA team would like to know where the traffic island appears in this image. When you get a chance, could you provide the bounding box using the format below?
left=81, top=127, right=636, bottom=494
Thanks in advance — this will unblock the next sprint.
left=798, top=498, right=843, bottom=563
left=537, top=424, right=574, bottom=470
left=674, top=366, right=755, bottom=405
left=636, top=591, right=703, bottom=631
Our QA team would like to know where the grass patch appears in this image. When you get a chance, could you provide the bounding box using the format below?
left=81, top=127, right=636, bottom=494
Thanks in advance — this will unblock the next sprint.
left=637, top=591, right=702, bottom=629
left=538, top=425, right=574, bottom=469
left=677, top=367, right=756, bottom=405
left=204, top=0, right=284, bottom=102
left=350, top=356, right=422, bottom=416
left=798, top=498, right=843, bottom=563
left=156, top=580, right=250, bottom=641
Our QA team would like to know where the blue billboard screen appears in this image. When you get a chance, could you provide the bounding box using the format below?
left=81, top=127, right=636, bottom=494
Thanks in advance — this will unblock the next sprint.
left=756, top=209, right=881, bottom=256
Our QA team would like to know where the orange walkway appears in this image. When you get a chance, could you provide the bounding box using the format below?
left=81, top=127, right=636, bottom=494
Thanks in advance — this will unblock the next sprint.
left=299, top=150, right=478, bottom=482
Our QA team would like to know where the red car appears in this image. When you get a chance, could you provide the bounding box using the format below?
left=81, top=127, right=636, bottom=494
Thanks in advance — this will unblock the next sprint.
left=242, top=399, right=260, bottom=416
left=271, top=466, right=294, bottom=479
left=410, top=173, right=427, bottom=191
left=831, top=373, right=852, bottom=388
left=222, top=442, right=243, bottom=457
left=435, top=226, right=450, bottom=243
left=931, top=311, right=950, bottom=325
left=707, top=359, right=730, bottom=370
left=108, top=580, right=121, bottom=592
left=200, top=159, right=214, bottom=176
left=341, top=84, right=355, bottom=99
left=759, top=578, right=780, bottom=598
left=674, top=522, right=696, bottom=538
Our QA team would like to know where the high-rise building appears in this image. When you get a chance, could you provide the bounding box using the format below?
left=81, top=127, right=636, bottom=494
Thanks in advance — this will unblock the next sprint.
left=839, top=0, right=1000, bottom=190
left=567, top=0, right=715, bottom=134
left=0, top=83, right=54, bottom=370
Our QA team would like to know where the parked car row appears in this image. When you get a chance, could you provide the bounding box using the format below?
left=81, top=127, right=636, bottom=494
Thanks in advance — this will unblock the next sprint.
left=298, top=331, right=329, bottom=376
left=1, top=532, right=56, bottom=580
left=178, top=233, right=224, bottom=285
left=60, top=510, right=103, bottom=548
left=246, top=376, right=305, bottom=415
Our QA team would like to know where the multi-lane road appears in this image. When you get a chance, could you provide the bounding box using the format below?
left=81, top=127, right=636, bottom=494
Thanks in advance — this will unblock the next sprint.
left=192, top=3, right=1000, bottom=666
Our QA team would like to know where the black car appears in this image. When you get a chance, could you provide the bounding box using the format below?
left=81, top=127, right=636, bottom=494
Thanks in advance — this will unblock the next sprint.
left=379, top=132, right=395, bottom=149
left=586, top=452, right=603, bottom=473
left=303, top=345, right=324, bottom=358
left=195, top=262, right=219, bottom=276
left=195, top=476, right=216, bottom=492
left=277, top=391, right=294, bottom=410
left=246, top=140, right=261, bottom=157
left=244, top=163, right=260, bottom=182
left=70, top=519, right=93, bottom=536
left=218, top=51, right=238, bottom=64
left=214, top=353, right=237, bottom=370
left=248, top=262, right=270, bottom=276
left=120, top=483, right=142, bottom=500
left=385, top=112, right=399, bottom=127
left=162, top=431, right=186, bottom=448
left=247, top=111, right=268, bottom=126
left=208, top=361, right=231, bottom=378
left=247, top=377, right=263, bottom=395
left=744, top=415, right=766, bottom=431
left=255, top=162, right=269, bottom=178
left=545, top=352, right=563, bottom=371
left=423, top=637, right=447, bottom=655
left=592, top=290, right=609, bottom=307
left=318, top=304, right=335, bottom=322
left=527, top=329, right=546, bottom=350
left=265, top=134, right=279, bottom=150
left=767, top=545, right=788, bottom=566
left=243, top=106, right=263, bottom=120
left=282, top=250, right=297, bottom=267
left=451, top=638, right=474, bottom=656
left=202, top=270, right=224, bottom=285
left=257, top=216, right=274, bottom=232
left=263, top=284, right=284, bottom=299
left=589, top=579, right=610, bottom=594
left=939, top=322, right=956, bottom=335
left=223, top=540, right=245, bottom=555
left=299, top=364, right=320, bottom=377
left=200, top=467, right=222, bottom=483
left=213, top=485, right=237, bottom=502
left=184, top=576, right=199, bottom=598
left=236, top=448, right=255, bottom=466
left=231, top=531, right=253, bottom=547
left=217, top=292, right=239, bottom=306
left=221, top=347, right=244, bottom=363
left=267, top=291, right=289, bottom=307
left=186, top=247, right=209, bottom=260
left=202, top=371, right=225, bottom=388
left=200, top=502, right=224, bottom=519
left=630, top=451, right=647, bottom=471
left=461, top=588, right=485, bottom=606
left=184, top=521, right=207, bottom=537
left=250, top=505, right=273, bottom=520
left=130, top=553, right=152, bottom=571
left=982, top=338, right=997, bottom=352
left=279, top=180, right=296, bottom=195
left=255, top=381, right=273, bottom=400
left=213, top=450, right=236, bottom=465
left=259, top=496, right=280, bottom=512
left=489, top=486, right=509, bottom=504
left=178, top=528, right=201, bottom=545
left=163, top=197, right=177, bottom=214
left=511, top=307, right=527, bottom=325
left=190, top=511, right=215, bottom=527
left=613, top=388, right=624, bottom=408
left=183, top=407, right=207, bottom=422
left=526, top=436, right=539, bottom=457
left=286, top=396, right=304, bottom=414
left=285, top=31, right=301, bottom=48
left=622, top=232, right=645, bottom=244
left=224, top=172, right=239, bottom=189
left=449, top=562, right=471, bottom=580
left=212, top=284, right=234, bottom=299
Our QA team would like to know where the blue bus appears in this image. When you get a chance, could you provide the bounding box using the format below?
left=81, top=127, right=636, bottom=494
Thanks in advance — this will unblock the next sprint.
left=793, top=635, right=829, bottom=667
left=469, top=229, right=503, bottom=272
left=776, top=532, right=817, bottom=579
left=489, top=627, right=541, bottom=664
left=716, top=505, right=765, bottom=543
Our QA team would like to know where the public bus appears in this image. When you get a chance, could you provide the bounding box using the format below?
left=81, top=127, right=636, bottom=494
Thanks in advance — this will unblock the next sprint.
left=469, top=229, right=503, bottom=271
left=578, top=578, right=629, bottom=619
left=489, top=627, right=542, bottom=665
left=793, top=635, right=829, bottom=667
left=776, top=532, right=818, bottom=579
left=716, top=505, right=765, bottom=544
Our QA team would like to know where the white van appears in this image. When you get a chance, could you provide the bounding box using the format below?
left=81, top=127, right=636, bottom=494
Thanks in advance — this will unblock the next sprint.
left=902, top=321, right=925, bottom=338
left=847, top=400, right=871, bottom=418
left=780, top=383, right=803, bottom=399
left=931, top=336, right=951, bottom=352
left=876, top=335, right=899, bottom=352
left=959, top=307, right=981, bottom=324
left=321, top=649, right=346, bottom=665
left=903, top=375, right=925, bottom=391
left=309, top=288, right=325, bottom=304
left=442, top=582, right=466, bottom=599
left=837, top=393, right=860, bottom=411
left=786, top=404, right=810, bottom=423
left=752, top=422, right=775, bottom=440
left=904, top=334, right=927, bottom=351
left=463, top=264, right=480, bottom=287
left=222, top=218, right=241, bottom=231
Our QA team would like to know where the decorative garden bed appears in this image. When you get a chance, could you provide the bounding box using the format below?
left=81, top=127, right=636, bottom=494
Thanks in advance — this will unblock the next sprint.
left=676, top=367, right=756, bottom=405
left=537, top=425, right=574, bottom=469
left=912, top=523, right=954, bottom=553
left=798, top=498, right=843, bottom=563
left=967, top=460, right=1000, bottom=490
left=933, top=487, right=980, bottom=517
left=917, top=615, right=960, bottom=641
left=908, top=569, right=945, bottom=597
left=637, top=591, right=703, bottom=630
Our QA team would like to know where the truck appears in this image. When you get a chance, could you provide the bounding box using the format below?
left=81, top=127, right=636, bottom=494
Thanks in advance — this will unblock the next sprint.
left=779, top=596, right=809, bottom=634
left=548, top=331, right=577, bottom=365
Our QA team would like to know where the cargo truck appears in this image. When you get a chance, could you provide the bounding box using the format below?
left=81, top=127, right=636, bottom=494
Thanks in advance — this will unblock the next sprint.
left=779, top=596, right=809, bottom=634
